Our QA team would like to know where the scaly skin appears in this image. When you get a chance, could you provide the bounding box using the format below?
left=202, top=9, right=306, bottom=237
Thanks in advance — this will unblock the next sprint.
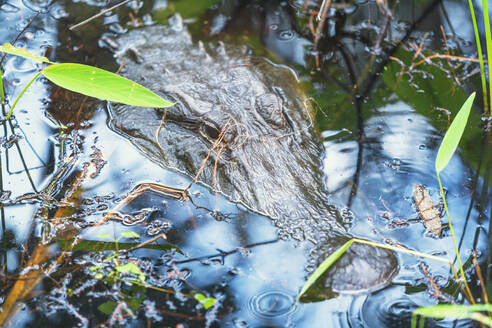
left=108, top=16, right=398, bottom=296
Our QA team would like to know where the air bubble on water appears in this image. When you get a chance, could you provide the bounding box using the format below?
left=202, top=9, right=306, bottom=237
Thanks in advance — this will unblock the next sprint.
left=278, top=30, right=295, bottom=40
left=238, top=247, right=251, bottom=257
left=233, top=319, right=248, bottom=327
left=210, top=258, right=223, bottom=265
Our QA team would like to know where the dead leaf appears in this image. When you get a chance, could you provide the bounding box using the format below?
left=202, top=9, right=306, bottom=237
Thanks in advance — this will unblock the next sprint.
left=413, top=184, right=442, bottom=237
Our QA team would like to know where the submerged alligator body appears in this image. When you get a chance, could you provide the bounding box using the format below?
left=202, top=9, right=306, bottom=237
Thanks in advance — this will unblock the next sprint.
left=108, top=16, right=397, bottom=295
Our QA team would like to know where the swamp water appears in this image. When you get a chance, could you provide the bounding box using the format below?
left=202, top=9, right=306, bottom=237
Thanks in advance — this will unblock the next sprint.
left=0, top=0, right=490, bottom=327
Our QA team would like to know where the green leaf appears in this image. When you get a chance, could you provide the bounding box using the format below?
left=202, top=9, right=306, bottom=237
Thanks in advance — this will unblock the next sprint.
left=411, top=304, right=492, bottom=328
left=296, top=239, right=354, bottom=301
left=42, top=63, right=174, bottom=108
left=104, top=253, right=118, bottom=262
left=435, top=93, right=476, bottom=173
left=194, top=293, right=215, bottom=310
left=126, top=294, right=145, bottom=312
left=0, top=43, right=53, bottom=64
left=97, top=301, right=117, bottom=315
left=96, top=233, right=112, bottom=239
left=116, top=262, right=146, bottom=282
left=483, top=0, right=492, bottom=112
left=468, top=0, right=487, bottom=111
left=120, top=231, right=140, bottom=239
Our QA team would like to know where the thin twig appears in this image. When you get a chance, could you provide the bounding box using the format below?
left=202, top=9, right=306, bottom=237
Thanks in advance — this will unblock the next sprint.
left=421, top=262, right=441, bottom=299
left=473, top=251, right=489, bottom=305
left=0, top=11, right=40, bottom=66
left=411, top=54, right=483, bottom=70
left=313, top=0, right=332, bottom=67
left=69, top=0, right=133, bottom=30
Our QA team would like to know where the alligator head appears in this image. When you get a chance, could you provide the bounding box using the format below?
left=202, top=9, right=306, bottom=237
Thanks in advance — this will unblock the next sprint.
left=108, top=16, right=398, bottom=296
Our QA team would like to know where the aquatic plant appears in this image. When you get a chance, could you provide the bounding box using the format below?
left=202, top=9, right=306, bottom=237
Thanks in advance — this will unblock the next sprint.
left=88, top=231, right=216, bottom=315
left=411, top=304, right=492, bottom=328
left=411, top=0, right=492, bottom=325
left=0, top=43, right=174, bottom=118
left=435, top=92, right=476, bottom=300
left=298, top=93, right=481, bottom=323
left=90, top=232, right=146, bottom=282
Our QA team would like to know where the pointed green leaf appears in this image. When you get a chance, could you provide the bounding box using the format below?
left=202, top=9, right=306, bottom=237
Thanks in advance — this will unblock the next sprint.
left=435, top=93, right=476, bottom=173
left=97, top=233, right=112, bottom=239
left=0, top=43, right=53, bottom=64
left=483, top=0, right=492, bottom=110
left=415, top=304, right=492, bottom=318
left=194, top=293, right=215, bottom=310
left=97, top=301, right=117, bottom=315
left=411, top=304, right=492, bottom=328
left=296, top=239, right=354, bottom=301
left=120, top=231, right=140, bottom=239
left=42, top=63, right=174, bottom=108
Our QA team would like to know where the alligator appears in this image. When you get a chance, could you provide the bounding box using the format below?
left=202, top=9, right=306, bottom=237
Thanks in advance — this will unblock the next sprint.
left=107, top=15, right=398, bottom=296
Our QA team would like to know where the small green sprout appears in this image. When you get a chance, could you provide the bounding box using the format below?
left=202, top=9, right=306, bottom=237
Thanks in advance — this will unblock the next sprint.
left=193, top=292, right=216, bottom=310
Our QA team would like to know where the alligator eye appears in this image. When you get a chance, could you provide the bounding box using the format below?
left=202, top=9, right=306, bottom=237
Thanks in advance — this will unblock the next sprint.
left=200, top=122, right=221, bottom=142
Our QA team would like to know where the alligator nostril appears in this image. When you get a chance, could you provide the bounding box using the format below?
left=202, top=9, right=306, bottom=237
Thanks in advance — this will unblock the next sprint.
left=255, top=93, right=285, bottom=128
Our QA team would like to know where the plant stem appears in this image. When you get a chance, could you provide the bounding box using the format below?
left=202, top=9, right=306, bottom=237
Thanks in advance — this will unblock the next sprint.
left=352, top=238, right=462, bottom=285
left=468, top=0, right=488, bottom=114
left=0, top=68, right=4, bottom=104
left=7, top=71, right=41, bottom=118
left=482, top=0, right=492, bottom=116
left=437, top=173, right=474, bottom=303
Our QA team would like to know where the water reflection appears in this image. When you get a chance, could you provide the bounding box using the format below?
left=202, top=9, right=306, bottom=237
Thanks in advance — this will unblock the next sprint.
left=0, top=0, right=490, bottom=327
left=0, top=0, right=58, bottom=273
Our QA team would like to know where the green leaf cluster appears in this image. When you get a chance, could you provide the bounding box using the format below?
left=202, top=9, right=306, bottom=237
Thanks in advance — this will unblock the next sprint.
left=0, top=43, right=174, bottom=118
left=193, top=292, right=216, bottom=310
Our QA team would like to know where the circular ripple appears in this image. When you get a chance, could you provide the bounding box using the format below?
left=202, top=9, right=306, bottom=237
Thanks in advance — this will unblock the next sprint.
left=249, top=290, right=296, bottom=319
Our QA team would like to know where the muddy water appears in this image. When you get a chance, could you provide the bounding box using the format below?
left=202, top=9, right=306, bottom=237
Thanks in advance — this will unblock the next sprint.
left=0, top=0, right=489, bottom=327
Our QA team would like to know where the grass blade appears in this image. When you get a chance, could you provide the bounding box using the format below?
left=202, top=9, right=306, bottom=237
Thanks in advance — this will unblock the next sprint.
left=7, top=71, right=42, bottom=118
left=296, top=239, right=353, bottom=301
left=42, top=63, right=174, bottom=108
left=468, top=0, right=488, bottom=113
left=435, top=92, right=476, bottom=173
left=411, top=304, right=492, bottom=328
left=0, top=67, right=4, bottom=104
left=483, top=0, right=492, bottom=116
left=0, top=43, right=53, bottom=64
